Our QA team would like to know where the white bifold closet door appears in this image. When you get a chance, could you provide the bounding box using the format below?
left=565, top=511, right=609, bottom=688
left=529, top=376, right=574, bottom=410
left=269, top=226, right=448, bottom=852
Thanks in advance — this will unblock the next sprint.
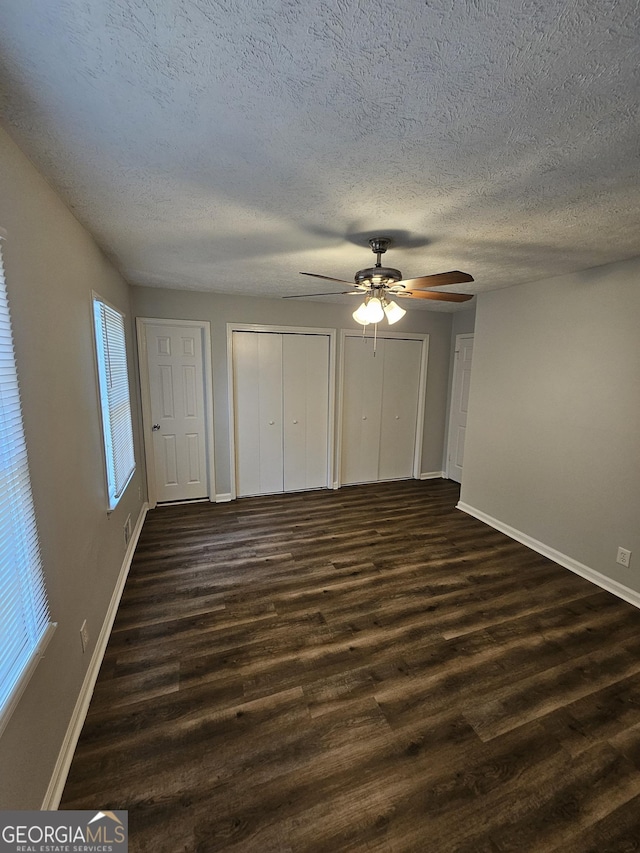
left=341, top=335, right=422, bottom=485
left=233, top=331, right=330, bottom=497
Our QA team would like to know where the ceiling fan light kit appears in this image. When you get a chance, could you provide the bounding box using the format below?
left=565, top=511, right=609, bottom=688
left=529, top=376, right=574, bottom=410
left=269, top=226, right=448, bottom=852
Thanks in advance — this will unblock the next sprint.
left=288, top=236, right=475, bottom=328
left=351, top=292, right=406, bottom=326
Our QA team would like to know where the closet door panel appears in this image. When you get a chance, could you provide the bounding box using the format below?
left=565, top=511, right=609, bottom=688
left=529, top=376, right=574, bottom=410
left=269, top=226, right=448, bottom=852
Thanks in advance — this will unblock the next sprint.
left=257, top=333, right=284, bottom=493
left=233, top=332, right=260, bottom=496
left=283, top=334, right=330, bottom=492
left=302, top=335, right=330, bottom=489
left=341, top=336, right=384, bottom=485
left=378, top=338, right=422, bottom=480
left=233, top=332, right=283, bottom=496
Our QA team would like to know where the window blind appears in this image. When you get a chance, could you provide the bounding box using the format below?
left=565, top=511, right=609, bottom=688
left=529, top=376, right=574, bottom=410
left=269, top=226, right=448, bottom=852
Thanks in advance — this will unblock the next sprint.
left=0, top=236, right=54, bottom=735
left=93, top=296, right=135, bottom=509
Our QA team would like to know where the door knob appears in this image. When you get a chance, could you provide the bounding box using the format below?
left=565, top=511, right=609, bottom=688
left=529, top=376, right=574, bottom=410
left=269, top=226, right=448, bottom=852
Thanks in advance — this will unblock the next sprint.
left=269, top=420, right=275, bottom=425
left=293, top=420, right=298, bottom=424
left=152, top=424, right=161, bottom=431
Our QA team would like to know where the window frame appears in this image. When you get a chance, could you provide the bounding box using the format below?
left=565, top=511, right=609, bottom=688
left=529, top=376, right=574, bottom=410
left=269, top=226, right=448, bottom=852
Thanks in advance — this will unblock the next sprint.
left=92, top=293, right=136, bottom=511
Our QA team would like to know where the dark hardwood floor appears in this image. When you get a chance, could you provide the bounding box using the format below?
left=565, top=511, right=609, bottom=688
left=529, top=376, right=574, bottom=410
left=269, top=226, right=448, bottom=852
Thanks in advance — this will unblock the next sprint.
left=61, top=479, right=640, bottom=852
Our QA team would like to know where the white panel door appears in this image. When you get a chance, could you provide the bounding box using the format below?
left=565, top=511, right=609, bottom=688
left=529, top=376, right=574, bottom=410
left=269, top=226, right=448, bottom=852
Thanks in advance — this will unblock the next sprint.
left=341, top=336, right=385, bottom=485
left=283, top=334, right=330, bottom=492
left=145, top=324, right=208, bottom=501
left=233, top=332, right=283, bottom=497
left=379, top=338, right=422, bottom=480
left=447, top=334, right=474, bottom=483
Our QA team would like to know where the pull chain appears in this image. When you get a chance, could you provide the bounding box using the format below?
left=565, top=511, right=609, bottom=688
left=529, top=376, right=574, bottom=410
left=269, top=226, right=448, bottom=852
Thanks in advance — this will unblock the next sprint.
left=360, top=322, right=378, bottom=354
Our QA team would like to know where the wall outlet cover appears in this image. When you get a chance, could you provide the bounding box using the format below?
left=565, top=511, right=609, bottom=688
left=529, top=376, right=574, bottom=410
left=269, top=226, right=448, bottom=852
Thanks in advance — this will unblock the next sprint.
left=617, top=547, right=632, bottom=568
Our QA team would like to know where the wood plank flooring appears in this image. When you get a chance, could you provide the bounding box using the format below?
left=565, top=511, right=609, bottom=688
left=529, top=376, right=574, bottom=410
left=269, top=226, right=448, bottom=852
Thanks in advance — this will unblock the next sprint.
left=61, top=479, right=640, bottom=852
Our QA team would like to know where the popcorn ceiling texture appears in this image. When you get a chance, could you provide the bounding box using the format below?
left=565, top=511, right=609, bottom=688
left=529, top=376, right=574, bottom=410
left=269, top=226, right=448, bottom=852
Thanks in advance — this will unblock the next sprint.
left=0, top=0, right=638, bottom=306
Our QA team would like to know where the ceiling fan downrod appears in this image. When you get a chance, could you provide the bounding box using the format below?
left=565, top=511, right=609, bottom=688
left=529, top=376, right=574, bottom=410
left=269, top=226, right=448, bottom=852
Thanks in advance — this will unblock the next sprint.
left=355, top=236, right=403, bottom=287
left=369, top=236, right=391, bottom=268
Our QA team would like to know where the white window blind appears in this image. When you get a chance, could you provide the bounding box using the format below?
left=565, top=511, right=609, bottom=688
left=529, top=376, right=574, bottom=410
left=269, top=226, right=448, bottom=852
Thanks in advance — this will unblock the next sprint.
left=0, top=236, right=54, bottom=736
left=93, top=296, right=135, bottom=510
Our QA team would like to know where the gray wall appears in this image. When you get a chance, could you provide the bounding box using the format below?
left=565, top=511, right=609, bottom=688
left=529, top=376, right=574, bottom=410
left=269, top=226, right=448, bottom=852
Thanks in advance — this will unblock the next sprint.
left=130, top=287, right=455, bottom=493
left=0, top=127, right=145, bottom=808
left=461, top=257, right=640, bottom=591
left=451, top=304, right=476, bottom=339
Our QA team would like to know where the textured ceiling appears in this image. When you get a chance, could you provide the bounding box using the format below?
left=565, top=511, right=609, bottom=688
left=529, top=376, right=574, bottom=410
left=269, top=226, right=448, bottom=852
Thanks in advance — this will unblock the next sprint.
left=0, top=0, right=638, bottom=310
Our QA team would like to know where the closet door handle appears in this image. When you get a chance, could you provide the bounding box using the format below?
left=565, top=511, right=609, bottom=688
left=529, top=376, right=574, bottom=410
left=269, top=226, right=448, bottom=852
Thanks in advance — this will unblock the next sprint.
left=268, top=420, right=275, bottom=425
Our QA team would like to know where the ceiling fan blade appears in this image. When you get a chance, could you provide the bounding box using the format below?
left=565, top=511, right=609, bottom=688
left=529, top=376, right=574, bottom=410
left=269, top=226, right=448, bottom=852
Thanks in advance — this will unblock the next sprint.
left=283, top=290, right=362, bottom=299
left=300, top=272, right=355, bottom=285
left=398, top=290, right=474, bottom=303
left=395, top=270, right=474, bottom=290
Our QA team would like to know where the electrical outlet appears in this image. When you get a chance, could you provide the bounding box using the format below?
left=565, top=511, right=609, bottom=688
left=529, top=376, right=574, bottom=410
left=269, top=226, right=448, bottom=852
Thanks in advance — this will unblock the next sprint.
left=617, top=547, right=632, bottom=568
left=80, top=620, right=89, bottom=653
left=124, top=514, right=132, bottom=546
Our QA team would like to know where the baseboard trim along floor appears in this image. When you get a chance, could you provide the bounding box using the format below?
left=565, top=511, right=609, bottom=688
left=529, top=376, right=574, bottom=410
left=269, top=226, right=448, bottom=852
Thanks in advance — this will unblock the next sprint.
left=457, top=501, right=640, bottom=611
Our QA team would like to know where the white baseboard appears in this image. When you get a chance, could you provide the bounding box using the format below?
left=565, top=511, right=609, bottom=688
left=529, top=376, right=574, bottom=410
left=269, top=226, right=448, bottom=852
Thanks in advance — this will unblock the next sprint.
left=420, top=471, right=446, bottom=480
left=215, top=493, right=232, bottom=503
left=41, top=502, right=149, bottom=810
left=457, top=501, right=640, bottom=611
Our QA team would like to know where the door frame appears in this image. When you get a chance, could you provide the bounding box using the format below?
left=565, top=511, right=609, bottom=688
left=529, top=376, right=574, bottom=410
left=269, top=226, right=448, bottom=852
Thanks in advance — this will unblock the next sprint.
left=226, top=323, right=337, bottom=501
left=336, top=329, right=430, bottom=489
left=136, top=317, right=216, bottom=508
left=446, top=333, right=474, bottom=482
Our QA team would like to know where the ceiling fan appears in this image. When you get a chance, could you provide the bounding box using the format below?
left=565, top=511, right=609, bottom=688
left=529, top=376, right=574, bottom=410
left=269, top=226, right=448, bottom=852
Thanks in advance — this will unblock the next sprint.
left=284, top=236, right=474, bottom=326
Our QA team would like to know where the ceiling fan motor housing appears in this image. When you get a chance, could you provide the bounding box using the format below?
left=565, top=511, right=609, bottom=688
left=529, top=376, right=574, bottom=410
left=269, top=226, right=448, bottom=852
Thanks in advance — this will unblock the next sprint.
left=355, top=265, right=403, bottom=286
